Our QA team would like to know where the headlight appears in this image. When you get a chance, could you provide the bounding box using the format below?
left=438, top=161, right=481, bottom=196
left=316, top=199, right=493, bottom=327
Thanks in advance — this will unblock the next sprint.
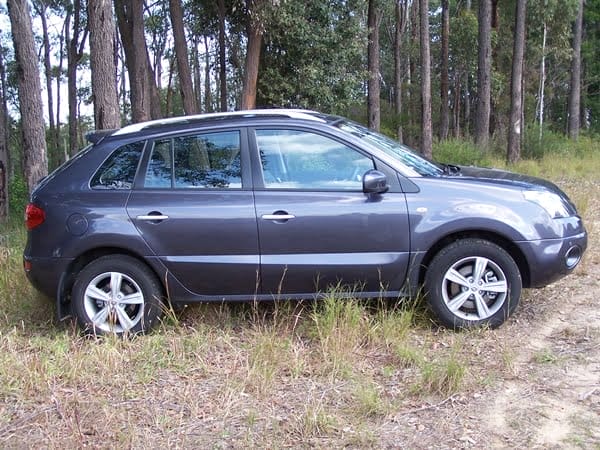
left=523, top=190, right=571, bottom=218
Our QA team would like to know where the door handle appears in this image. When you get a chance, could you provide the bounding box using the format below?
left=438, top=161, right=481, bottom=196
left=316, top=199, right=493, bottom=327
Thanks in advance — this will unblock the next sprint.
left=261, top=213, right=295, bottom=221
left=137, top=214, right=169, bottom=221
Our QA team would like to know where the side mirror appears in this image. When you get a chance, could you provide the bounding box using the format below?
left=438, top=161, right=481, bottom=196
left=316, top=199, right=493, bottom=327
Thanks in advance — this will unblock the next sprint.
left=362, top=169, right=389, bottom=194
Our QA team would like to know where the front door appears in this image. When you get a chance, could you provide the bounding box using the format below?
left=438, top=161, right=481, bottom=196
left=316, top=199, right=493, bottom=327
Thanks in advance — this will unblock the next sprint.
left=252, top=128, right=410, bottom=296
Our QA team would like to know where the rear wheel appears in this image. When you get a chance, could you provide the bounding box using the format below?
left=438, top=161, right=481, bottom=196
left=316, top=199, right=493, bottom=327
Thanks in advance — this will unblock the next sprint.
left=425, top=239, right=522, bottom=329
left=71, top=255, right=164, bottom=335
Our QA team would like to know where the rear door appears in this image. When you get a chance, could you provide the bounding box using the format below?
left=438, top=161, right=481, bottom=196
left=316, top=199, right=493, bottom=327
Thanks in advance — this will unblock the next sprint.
left=126, top=128, right=260, bottom=296
left=251, top=127, right=411, bottom=296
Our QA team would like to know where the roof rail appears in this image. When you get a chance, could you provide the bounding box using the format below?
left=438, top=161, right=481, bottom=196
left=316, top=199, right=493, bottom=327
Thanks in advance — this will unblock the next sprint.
left=86, top=129, right=118, bottom=144
left=112, top=109, right=325, bottom=136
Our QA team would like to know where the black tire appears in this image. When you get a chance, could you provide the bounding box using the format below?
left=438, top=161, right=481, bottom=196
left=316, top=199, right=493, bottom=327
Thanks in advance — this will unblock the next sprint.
left=424, top=238, right=522, bottom=329
left=71, top=255, right=164, bottom=336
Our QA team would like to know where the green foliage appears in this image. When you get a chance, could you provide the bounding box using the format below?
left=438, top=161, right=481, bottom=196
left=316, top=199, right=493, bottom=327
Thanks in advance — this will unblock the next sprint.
left=432, top=138, right=494, bottom=166
left=8, top=175, right=28, bottom=218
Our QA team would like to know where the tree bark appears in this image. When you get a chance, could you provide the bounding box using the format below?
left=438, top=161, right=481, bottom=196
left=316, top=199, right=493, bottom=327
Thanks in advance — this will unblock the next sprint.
left=507, top=0, right=527, bottom=164
left=241, top=0, right=264, bottom=110
left=169, top=0, right=198, bottom=115
left=89, top=0, right=121, bottom=129
left=7, top=0, right=48, bottom=192
left=0, top=49, right=8, bottom=221
left=217, top=0, right=228, bottom=112
left=115, top=0, right=162, bottom=122
left=439, top=0, right=450, bottom=140
left=394, top=0, right=408, bottom=142
left=568, top=0, right=584, bottom=140
left=419, top=0, right=432, bottom=159
left=475, top=0, right=492, bottom=149
left=367, top=0, right=381, bottom=131
left=67, top=0, right=88, bottom=156
left=204, top=36, right=213, bottom=112
left=192, top=37, right=202, bottom=111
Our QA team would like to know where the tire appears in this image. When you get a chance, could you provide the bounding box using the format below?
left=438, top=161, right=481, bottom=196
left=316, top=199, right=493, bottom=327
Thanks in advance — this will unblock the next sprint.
left=424, top=238, right=522, bottom=329
left=71, top=255, right=164, bottom=336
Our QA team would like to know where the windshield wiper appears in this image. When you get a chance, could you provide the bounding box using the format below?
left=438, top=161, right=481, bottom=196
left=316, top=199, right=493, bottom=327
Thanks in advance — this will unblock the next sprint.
left=441, top=163, right=461, bottom=175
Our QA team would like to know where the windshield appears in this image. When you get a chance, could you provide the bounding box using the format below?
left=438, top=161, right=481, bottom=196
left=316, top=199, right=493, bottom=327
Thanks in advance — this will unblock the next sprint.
left=335, top=120, right=443, bottom=176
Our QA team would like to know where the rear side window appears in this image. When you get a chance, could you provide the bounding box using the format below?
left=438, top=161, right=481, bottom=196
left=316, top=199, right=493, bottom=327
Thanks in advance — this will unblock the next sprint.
left=144, top=131, right=242, bottom=189
left=90, top=142, right=144, bottom=189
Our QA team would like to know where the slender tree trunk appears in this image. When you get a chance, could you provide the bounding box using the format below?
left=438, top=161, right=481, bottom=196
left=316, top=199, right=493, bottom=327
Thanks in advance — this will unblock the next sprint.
left=241, top=0, right=264, bottom=110
left=419, top=0, right=432, bottom=158
left=115, top=0, right=162, bottom=122
left=56, top=18, right=66, bottom=162
left=0, top=49, right=8, bottom=221
left=475, top=0, right=492, bottom=149
left=36, top=4, right=57, bottom=166
left=537, top=21, right=547, bottom=143
left=367, top=0, right=381, bottom=131
left=439, top=0, right=450, bottom=140
left=7, top=0, right=48, bottom=192
left=394, top=0, right=408, bottom=142
left=217, top=0, right=228, bottom=112
left=165, top=56, right=175, bottom=116
left=192, top=37, right=202, bottom=111
left=568, top=0, right=584, bottom=140
left=204, top=36, right=213, bottom=112
left=507, top=0, right=527, bottom=164
left=67, top=0, right=88, bottom=156
left=453, top=76, right=462, bottom=138
left=169, top=0, right=198, bottom=115
left=89, top=0, right=121, bottom=129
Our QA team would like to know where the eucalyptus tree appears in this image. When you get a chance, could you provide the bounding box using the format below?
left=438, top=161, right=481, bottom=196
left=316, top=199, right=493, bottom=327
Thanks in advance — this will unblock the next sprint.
left=475, top=0, right=492, bottom=149
left=419, top=0, right=432, bottom=158
left=367, top=0, right=381, bottom=131
left=507, top=0, right=527, bottom=163
left=568, top=0, right=584, bottom=139
left=169, top=0, right=198, bottom=114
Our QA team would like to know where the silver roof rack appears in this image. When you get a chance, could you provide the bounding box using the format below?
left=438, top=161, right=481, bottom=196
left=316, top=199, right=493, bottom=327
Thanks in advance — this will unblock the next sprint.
left=112, top=109, right=326, bottom=136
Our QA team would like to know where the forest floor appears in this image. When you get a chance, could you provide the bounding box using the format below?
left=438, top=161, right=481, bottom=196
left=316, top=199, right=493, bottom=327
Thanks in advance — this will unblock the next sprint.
left=0, top=178, right=598, bottom=449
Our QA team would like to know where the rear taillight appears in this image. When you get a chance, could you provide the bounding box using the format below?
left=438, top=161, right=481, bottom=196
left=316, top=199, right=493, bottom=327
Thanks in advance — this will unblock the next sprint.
left=25, top=203, right=46, bottom=230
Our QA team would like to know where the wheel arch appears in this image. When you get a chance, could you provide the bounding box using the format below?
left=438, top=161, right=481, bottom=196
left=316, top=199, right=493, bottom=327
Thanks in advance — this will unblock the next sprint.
left=56, top=247, right=167, bottom=320
left=417, top=230, right=531, bottom=289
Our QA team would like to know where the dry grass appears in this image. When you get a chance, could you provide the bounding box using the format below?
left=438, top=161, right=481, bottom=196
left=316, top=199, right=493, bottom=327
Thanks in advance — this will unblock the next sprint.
left=1, top=152, right=598, bottom=447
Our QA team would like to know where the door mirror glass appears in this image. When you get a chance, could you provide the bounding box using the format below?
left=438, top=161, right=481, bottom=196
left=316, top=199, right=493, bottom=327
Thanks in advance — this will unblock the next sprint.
left=362, top=169, right=389, bottom=194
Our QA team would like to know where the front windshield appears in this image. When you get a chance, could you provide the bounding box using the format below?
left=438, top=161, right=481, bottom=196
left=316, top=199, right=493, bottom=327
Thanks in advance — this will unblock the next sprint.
left=335, top=120, right=443, bottom=177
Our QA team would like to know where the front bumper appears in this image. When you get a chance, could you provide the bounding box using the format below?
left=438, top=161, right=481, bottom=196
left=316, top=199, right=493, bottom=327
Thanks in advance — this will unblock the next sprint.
left=516, top=230, right=588, bottom=288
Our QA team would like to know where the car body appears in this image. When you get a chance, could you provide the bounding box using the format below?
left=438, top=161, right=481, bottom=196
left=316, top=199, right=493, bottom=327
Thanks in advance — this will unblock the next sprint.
left=23, top=110, right=588, bottom=334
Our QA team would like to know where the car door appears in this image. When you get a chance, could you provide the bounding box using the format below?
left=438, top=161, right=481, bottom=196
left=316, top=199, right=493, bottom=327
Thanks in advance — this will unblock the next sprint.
left=126, top=128, right=260, bottom=297
left=251, top=127, right=411, bottom=296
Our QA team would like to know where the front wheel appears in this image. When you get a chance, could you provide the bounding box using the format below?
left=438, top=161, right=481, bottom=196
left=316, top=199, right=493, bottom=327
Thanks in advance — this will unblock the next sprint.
left=424, top=239, right=522, bottom=329
left=71, top=255, right=164, bottom=335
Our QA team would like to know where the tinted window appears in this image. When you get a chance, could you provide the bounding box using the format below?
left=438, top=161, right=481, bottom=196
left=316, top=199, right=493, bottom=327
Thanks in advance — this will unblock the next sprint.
left=91, top=142, right=144, bottom=189
left=256, top=129, right=374, bottom=190
left=144, top=131, right=242, bottom=189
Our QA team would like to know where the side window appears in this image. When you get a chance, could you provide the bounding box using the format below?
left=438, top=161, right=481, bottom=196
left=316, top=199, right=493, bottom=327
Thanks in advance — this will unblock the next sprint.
left=256, top=129, right=374, bottom=190
left=144, top=131, right=242, bottom=189
left=90, top=141, right=144, bottom=189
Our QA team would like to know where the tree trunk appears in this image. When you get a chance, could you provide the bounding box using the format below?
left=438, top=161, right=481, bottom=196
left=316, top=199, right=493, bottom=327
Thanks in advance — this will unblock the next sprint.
left=394, top=0, right=408, bottom=142
left=367, top=0, right=381, bottom=131
left=36, top=3, right=57, bottom=167
left=7, top=0, right=48, bottom=192
left=568, top=0, right=584, bottom=140
left=89, top=0, right=121, bottom=129
left=115, top=0, right=162, bottom=122
left=0, top=49, right=8, bottom=221
left=241, top=0, right=264, bottom=110
left=67, top=0, right=88, bottom=156
left=169, top=0, right=198, bottom=115
left=204, top=36, right=213, bottom=112
left=507, top=0, right=527, bottom=164
left=56, top=18, right=66, bottom=163
left=475, top=0, right=492, bottom=149
left=419, top=0, right=432, bottom=159
left=217, top=0, right=228, bottom=112
left=439, top=0, right=450, bottom=140
left=192, top=37, right=202, bottom=111
left=537, top=21, right=547, bottom=143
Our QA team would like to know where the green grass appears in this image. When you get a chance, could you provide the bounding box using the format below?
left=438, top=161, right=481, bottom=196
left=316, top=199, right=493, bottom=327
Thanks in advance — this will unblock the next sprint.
left=1, top=143, right=599, bottom=447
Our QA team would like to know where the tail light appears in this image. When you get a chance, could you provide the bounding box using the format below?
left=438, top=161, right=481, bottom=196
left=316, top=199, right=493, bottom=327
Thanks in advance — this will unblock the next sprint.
left=25, top=203, right=46, bottom=230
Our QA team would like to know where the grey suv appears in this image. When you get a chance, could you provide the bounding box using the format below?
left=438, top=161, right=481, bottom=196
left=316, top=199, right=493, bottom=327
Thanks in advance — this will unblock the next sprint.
left=23, top=110, right=587, bottom=334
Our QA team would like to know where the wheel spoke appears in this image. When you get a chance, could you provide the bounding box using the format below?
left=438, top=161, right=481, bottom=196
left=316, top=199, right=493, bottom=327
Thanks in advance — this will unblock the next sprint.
left=86, top=285, right=110, bottom=302
left=445, top=269, right=471, bottom=288
left=481, top=280, right=508, bottom=293
left=119, top=292, right=144, bottom=305
left=110, top=272, right=123, bottom=298
left=91, top=305, right=110, bottom=326
left=473, top=292, right=491, bottom=318
left=115, top=305, right=135, bottom=331
left=446, top=290, right=473, bottom=313
left=472, top=257, right=489, bottom=283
